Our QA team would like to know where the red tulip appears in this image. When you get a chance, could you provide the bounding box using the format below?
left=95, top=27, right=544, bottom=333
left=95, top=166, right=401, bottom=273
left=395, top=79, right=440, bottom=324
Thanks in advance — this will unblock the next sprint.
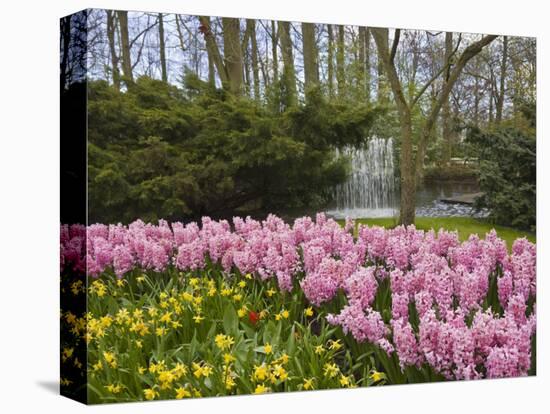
left=248, top=310, right=259, bottom=325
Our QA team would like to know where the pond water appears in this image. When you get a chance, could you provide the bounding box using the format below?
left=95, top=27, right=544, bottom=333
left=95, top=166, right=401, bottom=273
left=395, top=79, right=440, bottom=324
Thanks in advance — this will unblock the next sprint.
left=415, top=180, right=489, bottom=218
left=326, top=179, right=488, bottom=219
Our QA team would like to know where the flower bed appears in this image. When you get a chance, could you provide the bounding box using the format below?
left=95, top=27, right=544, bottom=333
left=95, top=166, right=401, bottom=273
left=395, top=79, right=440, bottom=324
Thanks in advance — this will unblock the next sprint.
left=60, top=213, right=536, bottom=403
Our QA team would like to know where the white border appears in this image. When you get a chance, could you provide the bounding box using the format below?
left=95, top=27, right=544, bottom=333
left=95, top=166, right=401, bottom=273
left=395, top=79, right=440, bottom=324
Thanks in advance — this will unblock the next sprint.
left=0, top=1, right=546, bottom=413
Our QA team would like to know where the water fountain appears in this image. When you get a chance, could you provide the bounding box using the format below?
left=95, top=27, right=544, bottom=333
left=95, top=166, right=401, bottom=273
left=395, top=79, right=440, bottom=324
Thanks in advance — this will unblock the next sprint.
left=328, top=137, right=398, bottom=219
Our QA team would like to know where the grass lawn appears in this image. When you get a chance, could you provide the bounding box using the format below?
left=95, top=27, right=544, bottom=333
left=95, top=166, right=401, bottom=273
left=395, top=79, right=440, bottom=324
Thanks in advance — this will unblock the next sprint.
left=344, top=216, right=536, bottom=247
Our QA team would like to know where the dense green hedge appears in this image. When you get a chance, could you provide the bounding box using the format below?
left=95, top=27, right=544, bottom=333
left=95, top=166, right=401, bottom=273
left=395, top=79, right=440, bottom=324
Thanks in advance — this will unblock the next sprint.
left=467, top=104, right=536, bottom=231
left=87, top=76, right=380, bottom=223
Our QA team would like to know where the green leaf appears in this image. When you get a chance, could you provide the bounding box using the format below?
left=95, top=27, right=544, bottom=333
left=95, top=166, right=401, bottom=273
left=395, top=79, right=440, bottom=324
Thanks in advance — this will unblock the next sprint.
left=223, top=303, right=239, bottom=336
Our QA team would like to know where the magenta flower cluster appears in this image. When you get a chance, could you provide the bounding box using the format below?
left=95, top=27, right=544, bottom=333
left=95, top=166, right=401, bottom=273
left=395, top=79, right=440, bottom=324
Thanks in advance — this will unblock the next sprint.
left=60, top=213, right=536, bottom=380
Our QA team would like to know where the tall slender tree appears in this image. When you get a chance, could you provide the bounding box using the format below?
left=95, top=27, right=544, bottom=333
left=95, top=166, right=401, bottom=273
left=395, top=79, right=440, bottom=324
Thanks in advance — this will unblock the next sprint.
left=495, top=36, right=509, bottom=124
left=117, top=11, right=133, bottom=84
left=271, top=21, right=279, bottom=83
left=327, top=24, right=335, bottom=98
left=357, top=26, right=367, bottom=100
left=246, top=19, right=261, bottom=100
left=198, top=16, right=229, bottom=85
left=279, top=21, right=297, bottom=106
left=106, top=11, right=120, bottom=90
left=301, top=22, right=319, bottom=97
left=158, top=13, right=168, bottom=82
left=364, top=28, right=371, bottom=104
left=222, top=18, right=244, bottom=94
left=441, top=32, right=453, bottom=165
left=372, top=28, right=497, bottom=224
left=336, top=25, right=346, bottom=97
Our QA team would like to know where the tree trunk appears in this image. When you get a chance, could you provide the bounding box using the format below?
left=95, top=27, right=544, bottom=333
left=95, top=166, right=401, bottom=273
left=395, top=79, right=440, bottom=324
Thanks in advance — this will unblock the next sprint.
left=301, top=22, right=319, bottom=98
left=357, top=26, right=366, bottom=101
left=158, top=13, right=168, bottom=82
left=271, top=21, right=279, bottom=83
left=222, top=17, right=243, bottom=95
left=243, top=41, right=251, bottom=96
left=441, top=32, right=453, bottom=165
left=495, top=36, right=508, bottom=124
left=105, top=11, right=120, bottom=90
left=117, top=11, right=133, bottom=84
left=198, top=16, right=229, bottom=86
left=473, top=59, right=480, bottom=127
left=245, top=19, right=261, bottom=101
left=377, top=29, right=388, bottom=103
left=372, top=28, right=416, bottom=225
left=336, top=25, right=346, bottom=97
left=207, top=53, right=215, bottom=87
left=175, top=15, right=186, bottom=53
left=60, top=16, right=71, bottom=92
left=327, top=24, right=335, bottom=98
left=364, top=28, right=371, bottom=104
left=279, top=21, right=297, bottom=106
left=488, top=66, right=495, bottom=125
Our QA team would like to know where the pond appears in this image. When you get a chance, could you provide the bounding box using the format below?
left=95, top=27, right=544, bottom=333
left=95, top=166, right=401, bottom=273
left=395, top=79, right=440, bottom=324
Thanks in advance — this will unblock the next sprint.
left=415, top=180, right=488, bottom=218
left=326, top=179, right=488, bottom=220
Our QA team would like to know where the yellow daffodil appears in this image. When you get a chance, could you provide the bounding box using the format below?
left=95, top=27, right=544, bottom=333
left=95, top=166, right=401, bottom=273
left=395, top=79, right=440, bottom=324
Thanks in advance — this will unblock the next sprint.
left=103, top=351, right=117, bottom=368
left=253, top=364, right=268, bottom=381
left=272, top=364, right=288, bottom=381
left=225, top=375, right=236, bottom=390
left=370, top=370, right=384, bottom=382
left=160, top=311, right=172, bottom=323
left=303, top=378, right=315, bottom=390
left=192, top=362, right=212, bottom=378
left=105, top=383, right=122, bottom=394
left=92, top=361, right=103, bottom=372
left=143, top=388, right=158, bottom=400
left=224, top=353, right=236, bottom=364
left=175, top=386, right=191, bottom=399
left=323, top=362, right=339, bottom=378
left=339, top=375, right=351, bottom=387
left=329, top=339, right=342, bottom=351
left=215, top=334, right=235, bottom=351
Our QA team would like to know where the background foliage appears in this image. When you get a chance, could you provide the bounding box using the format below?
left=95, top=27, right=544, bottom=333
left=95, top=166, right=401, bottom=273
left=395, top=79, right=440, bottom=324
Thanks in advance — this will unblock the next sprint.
left=88, top=77, right=380, bottom=223
left=467, top=103, right=536, bottom=231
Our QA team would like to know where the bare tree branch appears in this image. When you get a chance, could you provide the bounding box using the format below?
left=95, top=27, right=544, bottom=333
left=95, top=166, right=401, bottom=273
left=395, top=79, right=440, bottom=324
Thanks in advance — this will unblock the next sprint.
left=390, top=29, right=401, bottom=64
